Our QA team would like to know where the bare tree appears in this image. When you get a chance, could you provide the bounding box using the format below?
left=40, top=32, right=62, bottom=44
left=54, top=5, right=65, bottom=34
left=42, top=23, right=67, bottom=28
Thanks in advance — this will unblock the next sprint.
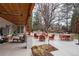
left=60, top=3, right=74, bottom=33
left=32, top=3, right=75, bottom=33
left=36, top=3, right=59, bottom=32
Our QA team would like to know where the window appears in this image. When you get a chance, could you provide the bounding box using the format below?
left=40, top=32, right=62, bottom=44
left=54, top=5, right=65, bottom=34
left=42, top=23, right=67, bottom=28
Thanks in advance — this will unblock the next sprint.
left=17, top=25, right=24, bottom=33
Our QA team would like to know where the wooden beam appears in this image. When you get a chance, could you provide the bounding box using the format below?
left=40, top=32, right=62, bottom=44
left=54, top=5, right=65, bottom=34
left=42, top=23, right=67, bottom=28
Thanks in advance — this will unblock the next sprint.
left=25, top=4, right=35, bottom=33
left=0, top=3, right=35, bottom=25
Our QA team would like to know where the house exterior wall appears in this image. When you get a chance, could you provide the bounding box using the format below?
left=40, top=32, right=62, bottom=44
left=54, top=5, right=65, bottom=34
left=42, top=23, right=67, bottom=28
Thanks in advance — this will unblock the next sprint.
left=0, top=17, right=15, bottom=35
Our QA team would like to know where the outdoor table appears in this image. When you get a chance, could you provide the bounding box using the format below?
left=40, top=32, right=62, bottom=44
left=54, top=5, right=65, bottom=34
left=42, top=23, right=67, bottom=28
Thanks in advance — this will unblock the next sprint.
left=60, top=34, right=71, bottom=41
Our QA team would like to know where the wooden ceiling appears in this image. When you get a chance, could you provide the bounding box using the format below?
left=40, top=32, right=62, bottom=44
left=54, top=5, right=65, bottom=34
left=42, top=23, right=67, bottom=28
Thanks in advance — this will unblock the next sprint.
left=0, top=3, right=35, bottom=25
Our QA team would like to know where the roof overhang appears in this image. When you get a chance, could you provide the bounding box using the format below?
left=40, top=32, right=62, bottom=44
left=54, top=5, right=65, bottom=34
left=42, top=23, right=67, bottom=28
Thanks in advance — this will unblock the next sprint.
left=0, top=3, right=35, bottom=25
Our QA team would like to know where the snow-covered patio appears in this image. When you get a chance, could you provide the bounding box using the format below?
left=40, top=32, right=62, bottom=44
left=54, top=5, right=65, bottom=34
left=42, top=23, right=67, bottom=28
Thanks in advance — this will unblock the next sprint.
left=0, top=34, right=79, bottom=56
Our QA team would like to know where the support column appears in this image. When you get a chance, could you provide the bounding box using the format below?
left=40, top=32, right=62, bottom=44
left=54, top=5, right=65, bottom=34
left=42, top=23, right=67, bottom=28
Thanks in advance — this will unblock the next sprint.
left=26, top=16, right=32, bottom=35
left=24, top=16, right=32, bottom=49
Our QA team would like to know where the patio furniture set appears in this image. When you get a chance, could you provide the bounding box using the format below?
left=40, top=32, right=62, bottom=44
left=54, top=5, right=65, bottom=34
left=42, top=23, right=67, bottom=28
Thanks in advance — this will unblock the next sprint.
left=0, top=36, right=8, bottom=44
left=32, top=33, right=74, bottom=56
left=0, top=34, right=25, bottom=44
left=34, top=33, right=74, bottom=41
left=34, top=33, right=55, bottom=41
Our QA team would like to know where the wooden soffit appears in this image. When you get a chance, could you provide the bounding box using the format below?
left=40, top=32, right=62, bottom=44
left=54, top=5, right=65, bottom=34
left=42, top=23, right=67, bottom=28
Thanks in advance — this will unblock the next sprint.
left=0, top=3, right=35, bottom=25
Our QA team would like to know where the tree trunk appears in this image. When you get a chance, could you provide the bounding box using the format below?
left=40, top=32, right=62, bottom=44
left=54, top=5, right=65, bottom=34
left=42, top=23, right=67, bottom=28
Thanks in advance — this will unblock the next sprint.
left=76, top=34, right=79, bottom=45
left=78, top=34, right=79, bottom=43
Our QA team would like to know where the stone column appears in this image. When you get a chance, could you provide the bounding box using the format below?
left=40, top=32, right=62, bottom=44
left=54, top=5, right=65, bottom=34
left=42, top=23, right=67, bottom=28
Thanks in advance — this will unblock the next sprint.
left=24, top=16, right=32, bottom=49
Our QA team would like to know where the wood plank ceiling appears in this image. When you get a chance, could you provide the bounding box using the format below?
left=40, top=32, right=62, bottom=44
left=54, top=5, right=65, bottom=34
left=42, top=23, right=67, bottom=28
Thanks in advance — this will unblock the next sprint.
left=0, top=3, right=35, bottom=25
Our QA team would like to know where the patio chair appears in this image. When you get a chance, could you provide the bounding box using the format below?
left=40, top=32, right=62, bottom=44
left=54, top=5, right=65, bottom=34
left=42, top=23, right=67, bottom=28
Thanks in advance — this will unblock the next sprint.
left=49, top=34, right=55, bottom=40
left=34, top=33, right=38, bottom=39
left=39, top=34, right=45, bottom=41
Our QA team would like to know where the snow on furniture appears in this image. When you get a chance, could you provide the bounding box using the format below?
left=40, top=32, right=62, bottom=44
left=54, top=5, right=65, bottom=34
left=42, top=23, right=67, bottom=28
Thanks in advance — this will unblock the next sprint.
left=59, top=34, right=74, bottom=41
